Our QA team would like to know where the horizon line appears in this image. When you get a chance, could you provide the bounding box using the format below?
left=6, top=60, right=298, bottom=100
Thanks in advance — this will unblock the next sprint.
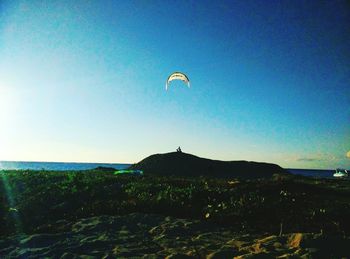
left=0, top=159, right=339, bottom=171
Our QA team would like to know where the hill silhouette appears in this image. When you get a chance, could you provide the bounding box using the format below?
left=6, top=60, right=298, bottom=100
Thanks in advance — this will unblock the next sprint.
left=129, top=152, right=288, bottom=179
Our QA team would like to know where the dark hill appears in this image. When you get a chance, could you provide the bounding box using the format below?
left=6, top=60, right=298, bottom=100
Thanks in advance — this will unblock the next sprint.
left=129, top=152, right=288, bottom=179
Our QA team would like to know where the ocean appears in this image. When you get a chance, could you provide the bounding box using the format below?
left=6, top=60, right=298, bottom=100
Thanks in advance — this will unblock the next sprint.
left=0, top=161, right=131, bottom=171
left=286, top=169, right=335, bottom=179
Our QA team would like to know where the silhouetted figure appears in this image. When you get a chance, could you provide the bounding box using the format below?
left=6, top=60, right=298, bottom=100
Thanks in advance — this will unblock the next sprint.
left=176, top=146, right=182, bottom=153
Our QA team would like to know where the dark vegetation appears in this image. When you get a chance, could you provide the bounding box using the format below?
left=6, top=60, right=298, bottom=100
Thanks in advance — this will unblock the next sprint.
left=1, top=169, right=350, bottom=238
left=129, top=152, right=287, bottom=179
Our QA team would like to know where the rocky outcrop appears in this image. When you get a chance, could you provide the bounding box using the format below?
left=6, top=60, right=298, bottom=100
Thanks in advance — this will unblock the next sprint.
left=129, top=152, right=288, bottom=179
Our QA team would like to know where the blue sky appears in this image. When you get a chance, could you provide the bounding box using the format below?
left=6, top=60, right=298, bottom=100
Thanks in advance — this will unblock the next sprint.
left=0, top=0, right=349, bottom=169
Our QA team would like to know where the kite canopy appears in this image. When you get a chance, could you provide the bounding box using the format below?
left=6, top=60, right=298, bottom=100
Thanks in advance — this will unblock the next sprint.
left=166, top=72, right=190, bottom=90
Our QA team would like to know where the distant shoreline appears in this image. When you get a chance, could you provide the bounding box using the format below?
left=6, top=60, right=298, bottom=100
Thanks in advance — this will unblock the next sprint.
left=0, top=160, right=132, bottom=165
left=0, top=161, right=131, bottom=171
left=0, top=161, right=345, bottom=180
left=0, top=160, right=337, bottom=171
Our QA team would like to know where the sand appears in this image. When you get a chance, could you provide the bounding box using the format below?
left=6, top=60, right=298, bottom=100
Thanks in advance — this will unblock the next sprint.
left=1, top=213, right=349, bottom=258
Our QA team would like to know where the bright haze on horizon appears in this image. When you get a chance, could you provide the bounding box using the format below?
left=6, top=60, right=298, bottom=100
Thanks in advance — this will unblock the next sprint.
left=0, top=1, right=349, bottom=169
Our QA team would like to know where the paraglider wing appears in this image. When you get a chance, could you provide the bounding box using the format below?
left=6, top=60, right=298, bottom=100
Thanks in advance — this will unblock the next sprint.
left=166, top=72, right=190, bottom=90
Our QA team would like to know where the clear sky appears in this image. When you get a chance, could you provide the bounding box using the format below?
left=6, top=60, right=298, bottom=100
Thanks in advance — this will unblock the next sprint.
left=1, top=0, right=349, bottom=169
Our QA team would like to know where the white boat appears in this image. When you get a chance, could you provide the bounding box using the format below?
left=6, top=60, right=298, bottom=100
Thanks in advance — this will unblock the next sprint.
left=333, top=168, right=348, bottom=178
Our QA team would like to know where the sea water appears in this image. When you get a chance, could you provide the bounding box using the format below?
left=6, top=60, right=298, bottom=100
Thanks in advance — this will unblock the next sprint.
left=0, top=161, right=131, bottom=171
left=286, top=169, right=335, bottom=179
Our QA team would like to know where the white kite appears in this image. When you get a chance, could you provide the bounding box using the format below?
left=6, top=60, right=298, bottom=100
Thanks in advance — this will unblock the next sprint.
left=166, top=72, right=190, bottom=90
